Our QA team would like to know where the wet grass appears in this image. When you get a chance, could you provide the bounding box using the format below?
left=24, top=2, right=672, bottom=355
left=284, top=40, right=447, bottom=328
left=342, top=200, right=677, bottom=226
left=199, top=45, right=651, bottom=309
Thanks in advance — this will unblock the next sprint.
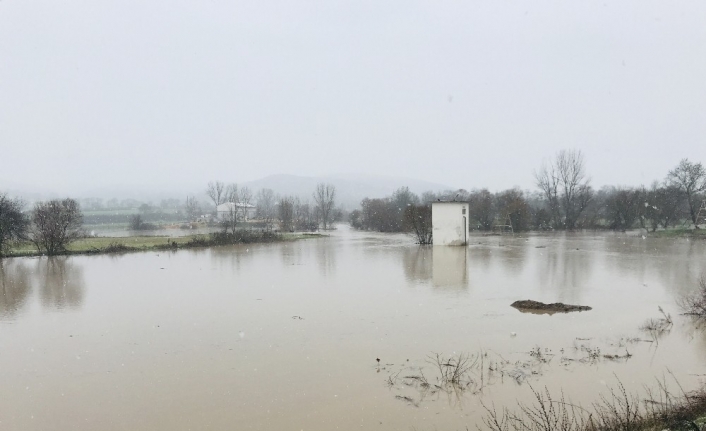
left=3, top=231, right=325, bottom=258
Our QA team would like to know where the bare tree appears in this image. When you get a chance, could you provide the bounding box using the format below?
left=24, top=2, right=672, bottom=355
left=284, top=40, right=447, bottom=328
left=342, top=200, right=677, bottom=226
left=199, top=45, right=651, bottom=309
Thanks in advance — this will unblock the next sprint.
left=0, top=193, right=29, bottom=257
left=206, top=181, right=226, bottom=213
left=535, top=150, right=592, bottom=229
left=404, top=204, right=432, bottom=244
left=222, top=204, right=239, bottom=234
left=256, top=189, right=276, bottom=230
left=535, top=162, right=561, bottom=227
left=420, top=191, right=438, bottom=204
left=238, top=186, right=253, bottom=221
left=184, top=196, right=201, bottom=221
left=294, top=199, right=316, bottom=231
left=313, top=183, right=336, bottom=230
left=215, top=183, right=240, bottom=232
left=278, top=196, right=295, bottom=232
left=225, top=183, right=238, bottom=204
left=667, top=158, right=706, bottom=228
left=30, top=199, right=84, bottom=255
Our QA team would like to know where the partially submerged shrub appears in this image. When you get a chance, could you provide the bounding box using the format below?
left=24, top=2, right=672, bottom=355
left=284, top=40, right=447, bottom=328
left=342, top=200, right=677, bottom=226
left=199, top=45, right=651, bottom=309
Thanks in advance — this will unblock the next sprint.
left=679, top=275, right=706, bottom=318
left=639, top=306, right=673, bottom=335
left=482, top=376, right=706, bottom=431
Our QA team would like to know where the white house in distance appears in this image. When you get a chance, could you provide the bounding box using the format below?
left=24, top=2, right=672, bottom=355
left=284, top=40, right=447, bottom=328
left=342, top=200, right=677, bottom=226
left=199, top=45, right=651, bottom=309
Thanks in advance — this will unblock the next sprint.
left=432, top=201, right=469, bottom=246
left=216, top=202, right=257, bottom=221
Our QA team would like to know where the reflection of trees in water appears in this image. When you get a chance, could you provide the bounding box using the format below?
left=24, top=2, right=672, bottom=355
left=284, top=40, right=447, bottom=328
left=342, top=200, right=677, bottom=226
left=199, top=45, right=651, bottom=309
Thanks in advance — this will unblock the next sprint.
left=36, top=257, right=85, bottom=310
left=493, top=242, right=527, bottom=276
left=280, top=243, right=305, bottom=267
left=467, top=246, right=492, bottom=272
left=685, top=319, right=706, bottom=360
left=315, top=239, right=337, bottom=277
left=0, top=260, right=32, bottom=318
left=401, top=246, right=432, bottom=283
left=209, top=244, right=254, bottom=272
left=602, top=237, right=706, bottom=298
left=538, top=243, right=594, bottom=305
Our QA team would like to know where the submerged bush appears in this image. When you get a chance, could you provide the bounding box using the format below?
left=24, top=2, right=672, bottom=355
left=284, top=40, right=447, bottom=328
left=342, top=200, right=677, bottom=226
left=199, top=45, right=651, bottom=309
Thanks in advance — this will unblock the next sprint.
left=680, top=275, right=706, bottom=318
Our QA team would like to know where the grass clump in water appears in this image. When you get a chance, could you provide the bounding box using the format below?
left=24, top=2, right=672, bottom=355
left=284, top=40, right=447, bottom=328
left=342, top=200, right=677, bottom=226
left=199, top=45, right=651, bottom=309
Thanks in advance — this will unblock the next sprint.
left=482, top=375, right=706, bottom=431
left=679, top=275, right=706, bottom=319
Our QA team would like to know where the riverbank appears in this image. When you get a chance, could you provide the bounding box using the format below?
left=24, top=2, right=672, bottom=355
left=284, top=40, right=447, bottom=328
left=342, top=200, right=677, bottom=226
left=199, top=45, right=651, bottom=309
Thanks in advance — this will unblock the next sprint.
left=647, top=228, right=706, bottom=239
left=3, top=231, right=326, bottom=258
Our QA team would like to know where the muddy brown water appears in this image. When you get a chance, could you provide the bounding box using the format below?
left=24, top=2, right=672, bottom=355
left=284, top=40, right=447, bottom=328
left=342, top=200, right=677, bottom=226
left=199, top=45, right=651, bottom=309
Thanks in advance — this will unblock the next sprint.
left=1, top=226, right=705, bottom=430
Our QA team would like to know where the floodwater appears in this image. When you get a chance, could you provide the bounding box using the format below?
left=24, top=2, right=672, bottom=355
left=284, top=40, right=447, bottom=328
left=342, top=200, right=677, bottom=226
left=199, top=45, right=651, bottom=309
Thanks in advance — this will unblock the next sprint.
left=1, top=226, right=705, bottom=430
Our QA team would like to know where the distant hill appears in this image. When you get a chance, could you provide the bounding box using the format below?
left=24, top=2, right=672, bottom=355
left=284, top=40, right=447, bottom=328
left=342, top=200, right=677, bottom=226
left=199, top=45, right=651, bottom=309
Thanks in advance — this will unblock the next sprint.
left=243, top=174, right=454, bottom=208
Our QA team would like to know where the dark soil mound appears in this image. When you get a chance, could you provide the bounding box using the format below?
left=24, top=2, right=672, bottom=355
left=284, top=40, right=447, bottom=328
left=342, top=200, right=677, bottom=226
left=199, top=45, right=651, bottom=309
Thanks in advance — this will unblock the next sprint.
left=511, top=300, right=592, bottom=315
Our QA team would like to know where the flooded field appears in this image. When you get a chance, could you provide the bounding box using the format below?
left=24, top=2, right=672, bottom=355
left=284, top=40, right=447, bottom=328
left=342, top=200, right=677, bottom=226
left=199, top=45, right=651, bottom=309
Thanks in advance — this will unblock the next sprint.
left=1, top=226, right=705, bottom=430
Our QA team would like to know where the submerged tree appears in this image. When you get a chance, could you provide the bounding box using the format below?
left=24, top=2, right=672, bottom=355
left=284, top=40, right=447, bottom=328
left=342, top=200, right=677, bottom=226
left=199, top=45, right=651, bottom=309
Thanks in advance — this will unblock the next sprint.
left=0, top=193, right=29, bottom=257
left=30, top=199, right=84, bottom=255
left=404, top=204, right=432, bottom=244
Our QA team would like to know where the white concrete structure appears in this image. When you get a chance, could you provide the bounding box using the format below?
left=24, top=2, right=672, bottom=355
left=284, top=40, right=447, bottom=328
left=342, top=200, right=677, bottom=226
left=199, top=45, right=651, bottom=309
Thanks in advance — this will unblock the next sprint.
left=432, top=201, right=469, bottom=246
left=216, top=202, right=257, bottom=221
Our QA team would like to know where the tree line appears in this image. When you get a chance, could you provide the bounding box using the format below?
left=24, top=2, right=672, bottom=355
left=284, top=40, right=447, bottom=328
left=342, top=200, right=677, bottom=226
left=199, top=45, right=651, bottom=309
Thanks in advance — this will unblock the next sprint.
left=201, top=181, right=341, bottom=233
left=0, top=181, right=342, bottom=257
left=349, top=151, right=706, bottom=236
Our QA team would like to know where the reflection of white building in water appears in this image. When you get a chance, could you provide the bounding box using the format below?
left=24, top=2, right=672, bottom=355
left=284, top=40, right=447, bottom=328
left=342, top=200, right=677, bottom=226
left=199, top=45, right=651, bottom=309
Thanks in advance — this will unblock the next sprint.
left=216, top=202, right=257, bottom=221
left=432, top=246, right=468, bottom=288
left=432, top=201, right=469, bottom=246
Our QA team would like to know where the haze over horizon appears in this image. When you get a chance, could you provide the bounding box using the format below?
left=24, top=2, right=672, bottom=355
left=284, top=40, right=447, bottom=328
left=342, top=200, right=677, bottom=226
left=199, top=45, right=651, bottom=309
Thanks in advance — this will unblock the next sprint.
left=2, top=1, right=705, bottom=196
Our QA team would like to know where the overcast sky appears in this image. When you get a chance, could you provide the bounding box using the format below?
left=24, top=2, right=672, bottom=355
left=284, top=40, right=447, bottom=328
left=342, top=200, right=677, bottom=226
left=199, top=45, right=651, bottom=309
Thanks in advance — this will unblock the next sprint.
left=1, top=1, right=705, bottom=196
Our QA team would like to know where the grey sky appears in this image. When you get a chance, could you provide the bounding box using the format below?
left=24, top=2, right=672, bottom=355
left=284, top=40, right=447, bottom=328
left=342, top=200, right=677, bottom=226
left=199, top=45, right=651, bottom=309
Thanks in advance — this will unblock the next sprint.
left=1, top=1, right=704, bottom=196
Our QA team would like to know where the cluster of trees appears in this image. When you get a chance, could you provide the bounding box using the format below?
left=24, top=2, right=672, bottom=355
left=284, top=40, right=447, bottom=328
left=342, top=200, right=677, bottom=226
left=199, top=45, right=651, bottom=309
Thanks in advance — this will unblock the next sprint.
left=349, top=186, right=536, bottom=235
left=204, top=181, right=340, bottom=232
left=349, top=187, right=419, bottom=232
left=535, top=154, right=705, bottom=231
left=275, top=196, right=320, bottom=232
left=348, top=187, right=433, bottom=243
left=533, top=152, right=706, bottom=231
left=349, top=152, right=706, bottom=235
left=0, top=195, right=84, bottom=257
